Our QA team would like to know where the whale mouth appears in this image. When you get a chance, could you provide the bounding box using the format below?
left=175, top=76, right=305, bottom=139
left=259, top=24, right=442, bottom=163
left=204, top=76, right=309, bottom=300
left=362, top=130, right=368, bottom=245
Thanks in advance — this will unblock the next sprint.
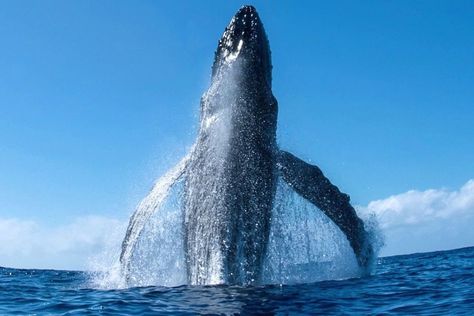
left=212, top=5, right=272, bottom=84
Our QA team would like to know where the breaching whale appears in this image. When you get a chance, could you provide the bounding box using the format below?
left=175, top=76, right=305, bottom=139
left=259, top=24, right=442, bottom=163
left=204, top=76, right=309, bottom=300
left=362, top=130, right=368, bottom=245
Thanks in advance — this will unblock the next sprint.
left=120, top=5, right=373, bottom=285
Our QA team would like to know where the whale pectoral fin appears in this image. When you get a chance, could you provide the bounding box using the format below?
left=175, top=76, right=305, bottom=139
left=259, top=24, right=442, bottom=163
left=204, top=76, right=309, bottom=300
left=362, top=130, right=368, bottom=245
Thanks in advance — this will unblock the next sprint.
left=120, top=150, right=192, bottom=275
left=276, top=150, right=373, bottom=269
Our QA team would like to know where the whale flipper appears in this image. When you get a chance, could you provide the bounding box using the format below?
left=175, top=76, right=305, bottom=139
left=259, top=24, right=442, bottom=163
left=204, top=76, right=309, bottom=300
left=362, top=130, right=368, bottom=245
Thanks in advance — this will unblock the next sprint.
left=276, top=150, right=373, bottom=270
left=120, top=152, right=192, bottom=274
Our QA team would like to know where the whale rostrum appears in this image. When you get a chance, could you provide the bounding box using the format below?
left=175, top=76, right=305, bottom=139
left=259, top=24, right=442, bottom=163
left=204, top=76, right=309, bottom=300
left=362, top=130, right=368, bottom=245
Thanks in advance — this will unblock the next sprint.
left=120, top=5, right=374, bottom=285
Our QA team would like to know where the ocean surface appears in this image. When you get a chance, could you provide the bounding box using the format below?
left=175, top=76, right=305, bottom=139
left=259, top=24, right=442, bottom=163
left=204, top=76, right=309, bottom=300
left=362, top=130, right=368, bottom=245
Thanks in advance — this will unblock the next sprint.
left=1, top=246, right=473, bottom=315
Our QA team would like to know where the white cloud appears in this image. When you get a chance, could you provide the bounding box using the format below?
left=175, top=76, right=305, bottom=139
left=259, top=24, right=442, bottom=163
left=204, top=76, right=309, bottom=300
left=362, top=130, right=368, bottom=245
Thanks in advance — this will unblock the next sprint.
left=359, top=180, right=474, bottom=256
left=0, top=216, right=126, bottom=271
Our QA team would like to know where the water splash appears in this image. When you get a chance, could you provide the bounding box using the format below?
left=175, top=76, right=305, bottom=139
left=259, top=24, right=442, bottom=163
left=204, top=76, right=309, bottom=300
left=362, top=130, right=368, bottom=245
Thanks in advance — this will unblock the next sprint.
left=263, top=179, right=361, bottom=284
left=125, top=180, right=187, bottom=287
left=90, top=175, right=381, bottom=288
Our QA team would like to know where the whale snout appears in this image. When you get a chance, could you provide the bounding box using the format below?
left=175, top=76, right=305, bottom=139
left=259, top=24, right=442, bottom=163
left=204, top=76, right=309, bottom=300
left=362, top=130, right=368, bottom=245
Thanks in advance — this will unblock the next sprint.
left=238, top=5, right=257, bottom=14
left=212, top=5, right=272, bottom=85
left=219, top=6, right=264, bottom=56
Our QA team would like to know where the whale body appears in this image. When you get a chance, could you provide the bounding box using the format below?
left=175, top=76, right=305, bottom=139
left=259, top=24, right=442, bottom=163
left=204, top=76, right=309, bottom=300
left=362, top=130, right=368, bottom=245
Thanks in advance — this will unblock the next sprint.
left=121, top=5, right=373, bottom=285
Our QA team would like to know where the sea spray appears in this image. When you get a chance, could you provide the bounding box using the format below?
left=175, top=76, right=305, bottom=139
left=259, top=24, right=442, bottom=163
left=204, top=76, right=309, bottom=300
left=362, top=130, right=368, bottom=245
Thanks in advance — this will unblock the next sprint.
left=91, top=176, right=382, bottom=288
left=263, top=178, right=361, bottom=284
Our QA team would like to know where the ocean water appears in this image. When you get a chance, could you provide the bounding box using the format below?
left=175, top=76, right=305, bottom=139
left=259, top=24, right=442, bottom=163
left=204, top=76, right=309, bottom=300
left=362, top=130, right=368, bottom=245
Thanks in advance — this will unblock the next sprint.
left=1, top=247, right=473, bottom=315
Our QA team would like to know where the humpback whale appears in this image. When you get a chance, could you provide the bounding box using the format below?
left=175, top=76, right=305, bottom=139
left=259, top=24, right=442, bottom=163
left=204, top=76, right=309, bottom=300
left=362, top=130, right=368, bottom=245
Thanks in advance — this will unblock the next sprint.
left=120, top=5, right=373, bottom=285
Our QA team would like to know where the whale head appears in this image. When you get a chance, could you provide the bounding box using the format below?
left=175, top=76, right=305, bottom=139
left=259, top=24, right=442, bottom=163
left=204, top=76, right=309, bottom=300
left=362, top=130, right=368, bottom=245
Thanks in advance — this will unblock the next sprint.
left=201, top=6, right=277, bottom=141
left=212, top=5, right=272, bottom=87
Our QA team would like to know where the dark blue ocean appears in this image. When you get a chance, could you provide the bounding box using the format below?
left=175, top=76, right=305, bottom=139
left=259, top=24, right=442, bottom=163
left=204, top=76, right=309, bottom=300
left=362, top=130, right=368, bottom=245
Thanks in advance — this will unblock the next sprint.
left=1, top=247, right=473, bottom=315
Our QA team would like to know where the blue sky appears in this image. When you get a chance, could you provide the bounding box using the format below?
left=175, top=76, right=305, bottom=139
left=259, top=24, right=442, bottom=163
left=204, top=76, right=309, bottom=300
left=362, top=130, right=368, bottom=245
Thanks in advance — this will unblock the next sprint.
left=0, top=1, right=473, bottom=269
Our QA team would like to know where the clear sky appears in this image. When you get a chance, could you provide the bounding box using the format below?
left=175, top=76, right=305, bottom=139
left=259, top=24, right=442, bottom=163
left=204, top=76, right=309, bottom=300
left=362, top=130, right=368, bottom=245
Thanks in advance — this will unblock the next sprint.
left=0, top=1, right=473, bottom=269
